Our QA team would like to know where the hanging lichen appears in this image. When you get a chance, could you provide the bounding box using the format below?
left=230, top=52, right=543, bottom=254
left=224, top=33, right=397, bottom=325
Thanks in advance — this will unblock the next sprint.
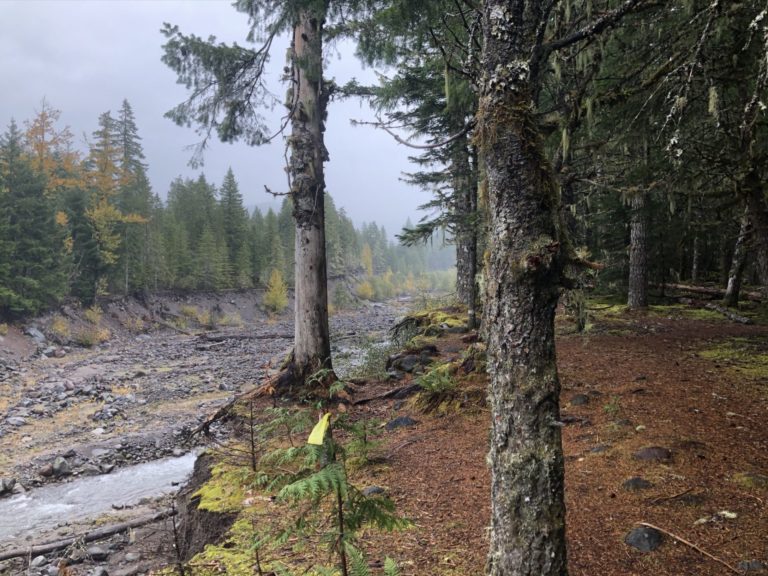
left=708, top=86, right=720, bottom=121
left=561, top=127, right=570, bottom=161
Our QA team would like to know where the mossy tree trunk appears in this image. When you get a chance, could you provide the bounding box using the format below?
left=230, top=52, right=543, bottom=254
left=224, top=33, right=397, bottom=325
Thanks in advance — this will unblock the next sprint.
left=478, top=2, right=567, bottom=575
left=286, top=6, right=333, bottom=384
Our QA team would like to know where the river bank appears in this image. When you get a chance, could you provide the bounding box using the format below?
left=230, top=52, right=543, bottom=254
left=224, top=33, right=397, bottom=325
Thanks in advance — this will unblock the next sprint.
left=0, top=290, right=408, bottom=574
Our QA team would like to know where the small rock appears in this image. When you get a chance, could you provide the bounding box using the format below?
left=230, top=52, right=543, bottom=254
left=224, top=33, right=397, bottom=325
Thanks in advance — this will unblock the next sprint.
left=25, top=326, right=46, bottom=343
left=81, top=464, right=101, bottom=476
left=39, top=464, right=54, bottom=477
left=0, top=477, right=16, bottom=495
left=395, top=355, right=421, bottom=373
left=633, top=446, right=672, bottom=462
left=87, top=545, right=109, bottom=561
left=570, top=394, right=590, bottom=406
left=52, top=456, right=72, bottom=477
left=624, top=526, right=663, bottom=552
left=100, top=463, right=115, bottom=474
left=124, top=552, right=141, bottom=562
left=590, top=444, right=610, bottom=454
left=30, top=555, right=47, bottom=568
left=385, top=416, right=417, bottom=431
left=738, top=560, right=767, bottom=573
left=172, top=448, right=184, bottom=457
left=6, top=416, right=27, bottom=427
left=362, top=486, right=385, bottom=497
left=91, top=427, right=106, bottom=436
left=88, top=568, right=110, bottom=576
left=622, top=477, right=653, bottom=491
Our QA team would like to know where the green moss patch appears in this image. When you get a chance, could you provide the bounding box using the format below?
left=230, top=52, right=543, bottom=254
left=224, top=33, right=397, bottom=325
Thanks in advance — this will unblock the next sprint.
left=699, top=338, right=768, bottom=379
left=194, top=463, right=251, bottom=513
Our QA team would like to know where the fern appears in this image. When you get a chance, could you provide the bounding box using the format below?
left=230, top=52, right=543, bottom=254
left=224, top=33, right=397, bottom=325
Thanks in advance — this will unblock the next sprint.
left=383, top=557, right=400, bottom=576
left=347, top=545, right=370, bottom=576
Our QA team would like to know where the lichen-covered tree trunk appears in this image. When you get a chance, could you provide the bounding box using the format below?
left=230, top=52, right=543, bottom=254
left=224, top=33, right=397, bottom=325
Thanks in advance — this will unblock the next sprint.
left=453, top=139, right=479, bottom=330
left=627, top=192, right=648, bottom=309
left=724, top=208, right=750, bottom=306
left=479, top=3, right=568, bottom=575
left=287, top=8, right=333, bottom=382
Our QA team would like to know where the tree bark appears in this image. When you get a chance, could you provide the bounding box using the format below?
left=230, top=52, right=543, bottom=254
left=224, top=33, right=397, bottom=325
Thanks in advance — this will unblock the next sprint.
left=287, top=8, right=333, bottom=384
left=453, top=137, right=479, bottom=330
left=479, top=4, right=567, bottom=575
left=724, top=209, right=750, bottom=307
left=627, top=192, right=648, bottom=309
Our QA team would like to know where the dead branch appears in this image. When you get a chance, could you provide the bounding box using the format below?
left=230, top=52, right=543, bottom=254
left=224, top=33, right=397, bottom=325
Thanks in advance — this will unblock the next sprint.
left=0, top=510, right=175, bottom=563
left=648, top=487, right=694, bottom=505
left=636, top=522, right=740, bottom=574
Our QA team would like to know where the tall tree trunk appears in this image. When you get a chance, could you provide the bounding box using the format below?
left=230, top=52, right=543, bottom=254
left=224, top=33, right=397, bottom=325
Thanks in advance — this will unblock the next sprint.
left=453, top=138, right=479, bottom=330
left=743, top=170, right=768, bottom=288
left=724, top=208, right=750, bottom=307
left=627, top=192, right=648, bottom=308
left=691, top=234, right=700, bottom=283
left=479, top=4, right=567, bottom=575
left=286, top=8, right=333, bottom=383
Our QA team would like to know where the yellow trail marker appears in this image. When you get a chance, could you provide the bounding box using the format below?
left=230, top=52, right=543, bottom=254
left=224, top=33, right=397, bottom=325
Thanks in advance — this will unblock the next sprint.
left=307, top=413, right=331, bottom=445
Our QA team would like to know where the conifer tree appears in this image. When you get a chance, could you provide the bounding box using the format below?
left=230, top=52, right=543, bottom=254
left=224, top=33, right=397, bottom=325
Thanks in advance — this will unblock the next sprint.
left=219, top=167, right=250, bottom=284
left=0, top=121, right=65, bottom=316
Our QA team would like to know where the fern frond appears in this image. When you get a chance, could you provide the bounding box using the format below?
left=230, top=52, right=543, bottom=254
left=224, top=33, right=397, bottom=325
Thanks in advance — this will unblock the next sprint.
left=347, top=545, right=371, bottom=576
left=383, top=557, right=401, bottom=576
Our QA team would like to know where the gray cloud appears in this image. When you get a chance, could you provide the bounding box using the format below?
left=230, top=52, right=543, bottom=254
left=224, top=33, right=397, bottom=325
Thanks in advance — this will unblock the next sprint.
left=0, top=0, right=432, bottom=237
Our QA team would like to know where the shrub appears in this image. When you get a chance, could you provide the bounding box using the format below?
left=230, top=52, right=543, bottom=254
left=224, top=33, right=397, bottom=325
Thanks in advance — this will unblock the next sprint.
left=73, top=326, right=110, bottom=347
left=84, top=305, right=102, bottom=325
left=121, top=316, right=146, bottom=333
left=0, top=323, right=7, bottom=336
left=264, top=269, right=288, bottom=314
left=179, top=305, right=199, bottom=319
left=355, top=280, right=374, bottom=301
left=50, top=315, right=70, bottom=340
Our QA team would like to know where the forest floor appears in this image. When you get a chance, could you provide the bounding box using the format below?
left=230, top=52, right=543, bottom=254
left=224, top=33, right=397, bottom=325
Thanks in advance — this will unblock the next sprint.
left=2, top=295, right=768, bottom=575
left=348, top=301, right=768, bottom=576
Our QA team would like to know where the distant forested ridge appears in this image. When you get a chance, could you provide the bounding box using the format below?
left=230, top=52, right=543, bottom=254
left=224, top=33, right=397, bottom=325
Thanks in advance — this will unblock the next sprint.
left=0, top=100, right=453, bottom=318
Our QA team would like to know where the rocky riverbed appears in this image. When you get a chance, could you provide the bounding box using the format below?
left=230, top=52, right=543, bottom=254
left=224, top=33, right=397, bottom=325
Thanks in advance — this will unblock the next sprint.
left=0, top=291, right=406, bottom=567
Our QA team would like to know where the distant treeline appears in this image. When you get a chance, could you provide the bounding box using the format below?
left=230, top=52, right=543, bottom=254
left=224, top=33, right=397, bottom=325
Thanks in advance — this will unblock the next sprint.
left=0, top=100, right=453, bottom=319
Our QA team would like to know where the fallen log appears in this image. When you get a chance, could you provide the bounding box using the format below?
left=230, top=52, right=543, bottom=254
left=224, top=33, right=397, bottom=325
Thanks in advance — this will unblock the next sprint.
left=656, top=283, right=763, bottom=302
left=0, top=509, right=175, bottom=563
left=352, top=383, right=422, bottom=405
left=198, top=332, right=293, bottom=343
left=678, top=298, right=753, bottom=324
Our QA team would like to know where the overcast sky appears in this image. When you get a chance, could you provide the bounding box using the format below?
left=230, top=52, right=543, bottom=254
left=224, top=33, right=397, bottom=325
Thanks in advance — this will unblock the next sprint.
left=0, top=0, right=431, bottom=237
